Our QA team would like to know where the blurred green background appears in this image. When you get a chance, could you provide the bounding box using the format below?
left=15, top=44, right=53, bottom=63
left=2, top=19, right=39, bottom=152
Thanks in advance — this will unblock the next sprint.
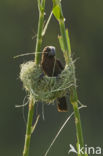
left=0, top=0, right=103, bottom=156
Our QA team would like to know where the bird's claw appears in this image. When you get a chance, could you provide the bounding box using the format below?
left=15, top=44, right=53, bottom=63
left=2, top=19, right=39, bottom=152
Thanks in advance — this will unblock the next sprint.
left=39, top=72, right=44, bottom=80
left=56, top=75, right=60, bottom=80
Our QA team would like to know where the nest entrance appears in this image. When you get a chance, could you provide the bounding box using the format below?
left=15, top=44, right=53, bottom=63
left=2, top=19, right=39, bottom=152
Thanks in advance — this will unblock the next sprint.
left=20, top=61, right=75, bottom=103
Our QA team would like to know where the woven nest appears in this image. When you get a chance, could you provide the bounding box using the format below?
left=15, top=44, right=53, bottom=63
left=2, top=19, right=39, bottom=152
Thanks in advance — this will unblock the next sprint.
left=20, top=61, right=75, bottom=103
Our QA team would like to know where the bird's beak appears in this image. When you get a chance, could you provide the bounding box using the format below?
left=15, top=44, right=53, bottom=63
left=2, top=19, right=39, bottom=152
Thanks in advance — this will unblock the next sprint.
left=48, top=46, right=56, bottom=56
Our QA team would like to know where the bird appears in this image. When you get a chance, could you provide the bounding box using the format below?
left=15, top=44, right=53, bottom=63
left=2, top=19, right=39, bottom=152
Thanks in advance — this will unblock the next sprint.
left=41, top=46, right=68, bottom=112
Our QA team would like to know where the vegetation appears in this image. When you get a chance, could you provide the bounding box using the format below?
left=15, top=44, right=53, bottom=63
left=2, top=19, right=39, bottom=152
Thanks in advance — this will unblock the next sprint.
left=21, top=0, right=87, bottom=156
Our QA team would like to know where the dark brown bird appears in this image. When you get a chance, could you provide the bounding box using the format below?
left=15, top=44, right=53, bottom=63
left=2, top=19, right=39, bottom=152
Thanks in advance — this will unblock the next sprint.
left=41, top=46, right=68, bottom=112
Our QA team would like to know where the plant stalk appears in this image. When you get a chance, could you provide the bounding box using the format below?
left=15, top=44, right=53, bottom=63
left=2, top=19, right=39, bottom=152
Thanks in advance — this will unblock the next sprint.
left=23, top=1, right=46, bottom=156
left=56, top=1, right=86, bottom=156
left=70, top=87, right=84, bottom=156
left=23, top=97, right=35, bottom=156
left=35, top=0, right=45, bottom=64
left=59, top=19, right=70, bottom=65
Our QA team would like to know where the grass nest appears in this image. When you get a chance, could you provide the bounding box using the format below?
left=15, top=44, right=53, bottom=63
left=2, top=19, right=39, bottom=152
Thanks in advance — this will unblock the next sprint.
left=20, top=61, right=76, bottom=103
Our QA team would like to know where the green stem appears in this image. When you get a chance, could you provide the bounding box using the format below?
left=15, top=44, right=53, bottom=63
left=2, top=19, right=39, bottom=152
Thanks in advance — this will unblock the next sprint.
left=59, top=3, right=71, bottom=64
left=56, top=1, right=87, bottom=156
left=70, top=87, right=84, bottom=156
left=23, top=97, right=35, bottom=156
left=35, top=0, right=45, bottom=64
left=59, top=19, right=69, bottom=64
left=23, top=1, right=46, bottom=156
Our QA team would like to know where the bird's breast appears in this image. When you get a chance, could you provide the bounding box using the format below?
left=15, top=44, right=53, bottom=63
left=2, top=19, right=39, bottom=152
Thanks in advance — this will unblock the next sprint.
left=41, top=57, right=62, bottom=77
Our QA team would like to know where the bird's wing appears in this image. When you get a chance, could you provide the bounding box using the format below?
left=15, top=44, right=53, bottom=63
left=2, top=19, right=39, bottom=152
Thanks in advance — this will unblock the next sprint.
left=56, top=59, right=64, bottom=70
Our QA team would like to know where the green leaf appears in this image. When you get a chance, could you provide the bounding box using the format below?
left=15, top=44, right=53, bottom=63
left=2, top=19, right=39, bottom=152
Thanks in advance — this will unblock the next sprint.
left=58, top=35, right=65, bottom=52
left=41, top=0, right=45, bottom=8
left=52, top=0, right=61, bottom=20
left=42, top=11, right=53, bottom=36
left=37, top=0, right=42, bottom=11
left=65, top=29, right=71, bottom=56
left=53, top=5, right=61, bottom=21
left=52, top=0, right=60, bottom=7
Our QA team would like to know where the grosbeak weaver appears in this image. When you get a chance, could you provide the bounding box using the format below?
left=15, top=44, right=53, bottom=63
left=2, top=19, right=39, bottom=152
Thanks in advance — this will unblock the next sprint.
left=41, top=46, right=68, bottom=112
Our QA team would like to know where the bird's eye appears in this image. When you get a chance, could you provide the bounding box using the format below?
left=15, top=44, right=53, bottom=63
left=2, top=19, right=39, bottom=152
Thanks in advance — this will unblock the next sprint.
left=46, top=47, right=50, bottom=52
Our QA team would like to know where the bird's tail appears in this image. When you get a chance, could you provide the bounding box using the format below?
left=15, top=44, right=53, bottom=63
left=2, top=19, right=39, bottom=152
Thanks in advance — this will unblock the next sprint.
left=57, top=96, right=68, bottom=112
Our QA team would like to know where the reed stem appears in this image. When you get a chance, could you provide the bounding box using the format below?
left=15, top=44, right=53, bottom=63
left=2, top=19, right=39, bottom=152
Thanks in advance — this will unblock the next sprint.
left=23, top=98, right=34, bottom=156
left=22, top=1, right=46, bottom=156
left=52, top=0, right=87, bottom=155
left=35, top=0, right=45, bottom=64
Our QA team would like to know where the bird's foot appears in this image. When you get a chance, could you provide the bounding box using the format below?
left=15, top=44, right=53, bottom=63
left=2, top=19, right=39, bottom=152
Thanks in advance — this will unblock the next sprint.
left=39, top=72, right=44, bottom=80
left=56, top=75, right=60, bottom=81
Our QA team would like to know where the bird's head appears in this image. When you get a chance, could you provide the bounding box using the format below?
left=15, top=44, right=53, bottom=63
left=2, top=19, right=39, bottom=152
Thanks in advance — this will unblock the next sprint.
left=42, top=46, right=56, bottom=58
